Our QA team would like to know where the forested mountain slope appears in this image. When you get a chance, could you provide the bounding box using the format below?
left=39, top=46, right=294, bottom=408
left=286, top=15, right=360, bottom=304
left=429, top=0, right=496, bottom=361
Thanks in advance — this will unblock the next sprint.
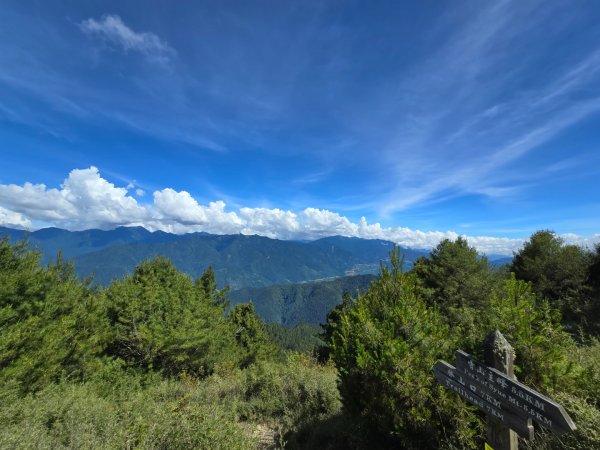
left=72, top=234, right=351, bottom=287
left=229, top=274, right=376, bottom=325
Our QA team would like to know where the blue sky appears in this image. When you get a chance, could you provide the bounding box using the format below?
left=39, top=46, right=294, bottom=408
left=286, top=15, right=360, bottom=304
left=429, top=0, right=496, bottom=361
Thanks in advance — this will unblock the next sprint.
left=1, top=0, right=599, bottom=254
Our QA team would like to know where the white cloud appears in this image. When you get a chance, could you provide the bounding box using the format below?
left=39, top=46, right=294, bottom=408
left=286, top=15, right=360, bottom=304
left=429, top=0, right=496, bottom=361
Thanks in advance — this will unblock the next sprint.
left=302, top=208, right=358, bottom=238
left=0, top=206, right=31, bottom=229
left=560, top=233, right=600, bottom=249
left=62, top=167, right=149, bottom=225
left=0, top=167, right=598, bottom=255
left=79, top=15, right=176, bottom=64
left=0, top=167, right=149, bottom=229
left=0, top=181, right=76, bottom=220
left=153, top=189, right=243, bottom=234
left=239, top=207, right=300, bottom=239
left=135, top=188, right=145, bottom=197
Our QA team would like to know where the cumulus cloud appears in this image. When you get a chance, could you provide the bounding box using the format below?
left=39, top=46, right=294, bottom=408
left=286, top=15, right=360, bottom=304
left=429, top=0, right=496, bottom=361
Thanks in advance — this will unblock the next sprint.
left=79, top=15, right=176, bottom=63
left=153, top=189, right=243, bottom=234
left=0, top=206, right=32, bottom=229
left=302, top=208, right=358, bottom=238
left=239, top=208, right=300, bottom=239
left=0, top=181, right=75, bottom=221
left=0, top=167, right=597, bottom=255
left=0, top=167, right=149, bottom=229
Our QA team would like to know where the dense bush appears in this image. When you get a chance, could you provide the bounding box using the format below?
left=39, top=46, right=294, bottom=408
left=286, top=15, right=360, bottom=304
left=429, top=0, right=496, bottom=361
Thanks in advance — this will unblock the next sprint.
left=0, top=239, right=342, bottom=449
left=483, top=274, right=577, bottom=391
left=0, top=351, right=343, bottom=449
left=240, top=354, right=341, bottom=430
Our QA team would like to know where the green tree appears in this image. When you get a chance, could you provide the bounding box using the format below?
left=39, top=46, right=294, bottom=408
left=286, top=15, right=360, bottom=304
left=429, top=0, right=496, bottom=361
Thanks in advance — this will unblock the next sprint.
left=327, top=246, right=594, bottom=448
left=199, top=265, right=229, bottom=306
left=105, top=258, right=237, bottom=376
left=413, top=237, right=499, bottom=310
left=0, top=239, right=108, bottom=392
left=484, top=274, right=577, bottom=390
left=228, top=302, right=275, bottom=367
left=485, top=275, right=600, bottom=449
left=412, top=237, right=501, bottom=350
left=583, top=244, right=600, bottom=337
left=511, top=230, right=591, bottom=334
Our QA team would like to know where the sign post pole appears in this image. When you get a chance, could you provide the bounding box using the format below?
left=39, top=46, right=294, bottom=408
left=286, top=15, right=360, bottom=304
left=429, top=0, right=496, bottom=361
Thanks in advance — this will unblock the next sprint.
left=484, top=330, right=518, bottom=450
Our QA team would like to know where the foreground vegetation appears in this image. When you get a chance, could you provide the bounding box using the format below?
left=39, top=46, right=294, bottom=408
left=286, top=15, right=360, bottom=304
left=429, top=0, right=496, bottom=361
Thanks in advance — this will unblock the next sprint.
left=0, top=231, right=599, bottom=448
left=326, top=239, right=600, bottom=449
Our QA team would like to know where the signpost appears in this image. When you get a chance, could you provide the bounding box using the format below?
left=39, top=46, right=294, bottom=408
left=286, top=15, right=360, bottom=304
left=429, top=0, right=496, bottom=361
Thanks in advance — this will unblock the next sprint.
left=433, top=330, right=576, bottom=450
left=433, top=360, right=534, bottom=440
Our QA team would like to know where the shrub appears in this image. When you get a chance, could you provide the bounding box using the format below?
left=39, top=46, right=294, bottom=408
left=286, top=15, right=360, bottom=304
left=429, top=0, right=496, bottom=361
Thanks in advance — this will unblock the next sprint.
left=0, top=377, right=254, bottom=449
left=241, top=353, right=341, bottom=431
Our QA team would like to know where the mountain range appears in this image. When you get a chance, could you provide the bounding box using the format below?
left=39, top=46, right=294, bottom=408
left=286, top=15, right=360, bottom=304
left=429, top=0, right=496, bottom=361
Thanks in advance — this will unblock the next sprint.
left=0, top=226, right=429, bottom=289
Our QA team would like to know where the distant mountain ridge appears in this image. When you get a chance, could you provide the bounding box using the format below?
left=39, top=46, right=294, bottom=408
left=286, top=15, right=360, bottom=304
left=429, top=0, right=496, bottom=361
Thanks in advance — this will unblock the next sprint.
left=311, top=235, right=432, bottom=274
left=0, top=226, right=430, bottom=289
left=0, top=226, right=178, bottom=262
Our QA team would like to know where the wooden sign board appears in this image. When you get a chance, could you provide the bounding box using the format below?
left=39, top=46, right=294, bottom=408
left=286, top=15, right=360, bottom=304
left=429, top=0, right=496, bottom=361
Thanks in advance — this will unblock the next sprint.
left=454, top=350, right=576, bottom=435
left=433, top=331, right=577, bottom=450
left=433, top=361, right=534, bottom=439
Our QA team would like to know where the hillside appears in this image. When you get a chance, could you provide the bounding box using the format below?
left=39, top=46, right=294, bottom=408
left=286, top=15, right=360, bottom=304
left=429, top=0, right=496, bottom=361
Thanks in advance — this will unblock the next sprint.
left=229, top=274, right=376, bottom=325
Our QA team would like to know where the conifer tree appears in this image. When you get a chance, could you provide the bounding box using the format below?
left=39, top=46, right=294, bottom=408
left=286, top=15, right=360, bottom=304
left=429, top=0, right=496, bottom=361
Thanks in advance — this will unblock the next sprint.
left=0, top=239, right=108, bottom=392
left=228, top=302, right=274, bottom=367
left=105, top=257, right=238, bottom=376
left=511, top=230, right=592, bottom=335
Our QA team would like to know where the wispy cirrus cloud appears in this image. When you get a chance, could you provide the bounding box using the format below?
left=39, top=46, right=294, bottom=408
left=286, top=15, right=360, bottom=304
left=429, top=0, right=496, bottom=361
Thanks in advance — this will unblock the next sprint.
left=79, top=14, right=176, bottom=64
left=0, top=167, right=598, bottom=255
left=362, top=1, right=600, bottom=215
